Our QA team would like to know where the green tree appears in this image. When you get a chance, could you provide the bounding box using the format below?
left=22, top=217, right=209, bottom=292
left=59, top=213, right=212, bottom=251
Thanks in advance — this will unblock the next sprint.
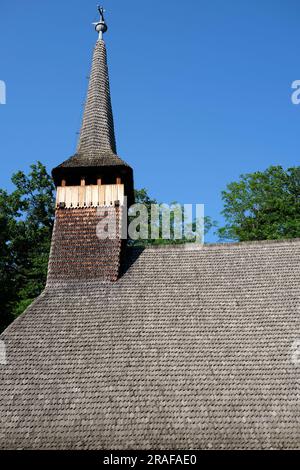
left=0, top=190, right=16, bottom=331
left=0, top=162, right=55, bottom=330
left=218, top=166, right=300, bottom=241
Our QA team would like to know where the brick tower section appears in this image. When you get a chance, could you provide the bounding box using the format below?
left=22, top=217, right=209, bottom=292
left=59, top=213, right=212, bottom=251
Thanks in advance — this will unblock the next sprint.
left=47, top=207, right=124, bottom=283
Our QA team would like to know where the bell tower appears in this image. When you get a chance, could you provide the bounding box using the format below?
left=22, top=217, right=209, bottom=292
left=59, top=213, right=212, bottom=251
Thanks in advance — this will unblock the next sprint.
left=48, top=7, right=134, bottom=283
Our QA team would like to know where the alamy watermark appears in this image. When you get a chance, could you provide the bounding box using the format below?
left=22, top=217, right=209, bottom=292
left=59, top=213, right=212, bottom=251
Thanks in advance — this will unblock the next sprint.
left=0, top=80, right=6, bottom=104
left=0, top=340, right=7, bottom=365
left=96, top=200, right=205, bottom=244
left=291, top=80, right=300, bottom=104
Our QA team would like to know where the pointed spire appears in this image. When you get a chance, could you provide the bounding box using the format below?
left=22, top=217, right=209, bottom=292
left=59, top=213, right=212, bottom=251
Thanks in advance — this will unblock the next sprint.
left=76, top=32, right=117, bottom=156
left=52, top=7, right=134, bottom=205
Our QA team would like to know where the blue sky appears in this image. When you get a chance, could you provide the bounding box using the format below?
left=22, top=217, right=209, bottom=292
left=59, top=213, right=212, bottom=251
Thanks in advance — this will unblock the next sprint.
left=0, top=0, right=299, bottom=241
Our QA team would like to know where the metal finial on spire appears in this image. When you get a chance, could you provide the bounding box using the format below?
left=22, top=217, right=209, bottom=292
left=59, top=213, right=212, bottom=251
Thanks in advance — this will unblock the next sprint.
left=98, top=5, right=105, bottom=22
left=92, top=5, right=108, bottom=40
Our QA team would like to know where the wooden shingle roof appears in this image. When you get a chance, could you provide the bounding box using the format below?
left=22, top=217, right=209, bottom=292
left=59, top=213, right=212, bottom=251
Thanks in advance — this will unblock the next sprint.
left=1, top=239, right=300, bottom=449
left=52, top=38, right=132, bottom=186
left=77, top=39, right=117, bottom=156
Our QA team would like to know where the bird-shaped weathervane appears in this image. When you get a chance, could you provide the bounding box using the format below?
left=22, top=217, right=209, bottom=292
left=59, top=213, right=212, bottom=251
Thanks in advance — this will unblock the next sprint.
left=93, top=5, right=108, bottom=39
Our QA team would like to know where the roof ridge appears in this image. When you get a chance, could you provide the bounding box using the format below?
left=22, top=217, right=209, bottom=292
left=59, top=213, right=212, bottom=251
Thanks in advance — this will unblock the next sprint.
left=133, top=238, right=300, bottom=252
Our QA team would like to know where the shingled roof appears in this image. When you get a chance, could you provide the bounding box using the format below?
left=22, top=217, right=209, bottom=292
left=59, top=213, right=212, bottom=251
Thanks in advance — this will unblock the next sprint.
left=77, top=39, right=117, bottom=156
left=1, top=239, right=300, bottom=450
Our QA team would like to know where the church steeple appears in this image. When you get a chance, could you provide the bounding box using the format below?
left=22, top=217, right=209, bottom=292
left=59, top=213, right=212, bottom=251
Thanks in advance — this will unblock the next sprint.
left=48, top=8, right=134, bottom=283
left=52, top=7, right=133, bottom=204
left=77, top=7, right=117, bottom=156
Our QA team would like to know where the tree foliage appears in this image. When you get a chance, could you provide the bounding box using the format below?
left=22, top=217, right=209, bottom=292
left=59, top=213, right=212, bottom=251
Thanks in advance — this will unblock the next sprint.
left=218, top=166, right=300, bottom=241
left=0, top=162, right=55, bottom=332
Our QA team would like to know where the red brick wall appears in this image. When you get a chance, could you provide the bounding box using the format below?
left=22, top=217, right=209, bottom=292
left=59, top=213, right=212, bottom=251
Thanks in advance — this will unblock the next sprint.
left=47, top=207, right=123, bottom=282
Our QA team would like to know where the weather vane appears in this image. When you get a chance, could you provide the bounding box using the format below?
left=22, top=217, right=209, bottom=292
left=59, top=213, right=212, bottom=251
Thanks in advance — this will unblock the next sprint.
left=98, top=5, right=106, bottom=22
left=93, top=5, right=108, bottom=40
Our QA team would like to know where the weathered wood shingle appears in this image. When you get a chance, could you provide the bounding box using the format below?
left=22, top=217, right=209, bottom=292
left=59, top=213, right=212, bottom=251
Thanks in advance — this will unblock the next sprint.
left=0, top=239, right=299, bottom=449
left=51, top=37, right=133, bottom=192
left=47, top=207, right=123, bottom=282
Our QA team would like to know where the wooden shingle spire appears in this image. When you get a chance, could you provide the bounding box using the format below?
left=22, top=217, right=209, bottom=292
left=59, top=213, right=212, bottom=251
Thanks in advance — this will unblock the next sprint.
left=77, top=19, right=117, bottom=156
left=52, top=7, right=134, bottom=201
